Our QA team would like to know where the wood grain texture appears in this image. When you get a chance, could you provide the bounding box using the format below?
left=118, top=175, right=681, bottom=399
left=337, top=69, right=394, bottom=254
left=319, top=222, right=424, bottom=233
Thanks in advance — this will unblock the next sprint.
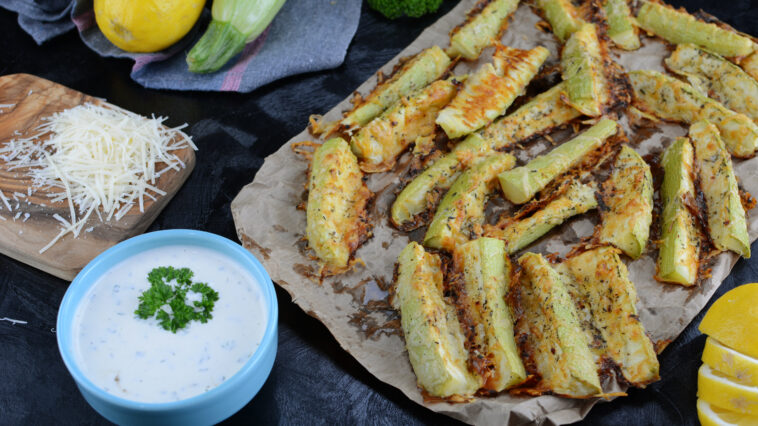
left=0, top=74, right=195, bottom=281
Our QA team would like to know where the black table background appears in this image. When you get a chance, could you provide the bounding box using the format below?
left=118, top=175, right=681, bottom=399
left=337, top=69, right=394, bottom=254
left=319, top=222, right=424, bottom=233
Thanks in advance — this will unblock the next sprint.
left=1, top=1, right=758, bottom=424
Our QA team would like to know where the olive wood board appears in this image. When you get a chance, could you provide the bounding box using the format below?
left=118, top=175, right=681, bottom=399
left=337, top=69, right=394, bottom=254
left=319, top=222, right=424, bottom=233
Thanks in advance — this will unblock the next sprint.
left=0, top=73, right=195, bottom=281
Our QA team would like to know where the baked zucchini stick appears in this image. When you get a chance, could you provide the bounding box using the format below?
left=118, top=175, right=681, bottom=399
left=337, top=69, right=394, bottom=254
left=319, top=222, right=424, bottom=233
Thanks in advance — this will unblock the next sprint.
left=350, top=79, right=457, bottom=173
left=561, top=24, right=609, bottom=117
left=690, top=120, right=751, bottom=258
left=498, top=118, right=617, bottom=204
left=629, top=70, right=758, bottom=158
left=487, top=180, right=598, bottom=253
left=602, top=0, right=640, bottom=51
left=392, top=83, right=582, bottom=230
left=390, top=133, right=492, bottom=230
left=448, top=0, right=521, bottom=60
left=424, top=153, right=516, bottom=252
left=534, top=0, right=585, bottom=42
left=597, top=145, right=653, bottom=259
left=306, top=138, right=373, bottom=276
left=436, top=45, right=550, bottom=139
left=453, top=237, right=526, bottom=391
left=480, top=82, right=583, bottom=148
left=656, top=137, right=699, bottom=286
left=666, top=44, right=758, bottom=122
left=557, top=247, right=660, bottom=386
left=340, top=46, right=451, bottom=131
left=394, top=242, right=482, bottom=398
left=515, top=252, right=602, bottom=397
left=635, top=1, right=753, bottom=58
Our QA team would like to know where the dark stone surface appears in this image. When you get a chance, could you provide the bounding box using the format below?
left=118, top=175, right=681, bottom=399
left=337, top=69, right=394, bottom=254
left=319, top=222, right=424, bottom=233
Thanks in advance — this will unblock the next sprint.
left=0, top=1, right=756, bottom=424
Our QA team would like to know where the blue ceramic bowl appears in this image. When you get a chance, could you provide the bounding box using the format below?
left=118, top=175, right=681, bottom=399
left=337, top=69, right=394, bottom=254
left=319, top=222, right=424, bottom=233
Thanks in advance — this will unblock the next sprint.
left=57, top=230, right=278, bottom=425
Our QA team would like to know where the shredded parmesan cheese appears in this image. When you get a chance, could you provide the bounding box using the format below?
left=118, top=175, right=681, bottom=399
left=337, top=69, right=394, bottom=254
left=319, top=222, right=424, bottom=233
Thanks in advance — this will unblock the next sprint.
left=0, top=103, right=197, bottom=253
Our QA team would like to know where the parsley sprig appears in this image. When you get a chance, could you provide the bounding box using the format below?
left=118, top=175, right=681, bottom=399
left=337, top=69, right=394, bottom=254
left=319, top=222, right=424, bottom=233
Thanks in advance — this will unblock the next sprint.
left=135, top=266, right=219, bottom=333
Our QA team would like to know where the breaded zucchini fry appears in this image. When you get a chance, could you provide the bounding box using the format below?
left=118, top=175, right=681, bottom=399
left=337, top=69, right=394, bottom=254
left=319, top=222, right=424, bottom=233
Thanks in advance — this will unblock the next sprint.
left=306, top=138, right=372, bottom=275
left=556, top=247, right=660, bottom=386
left=635, top=1, right=753, bottom=58
left=602, top=0, right=640, bottom=51
left=597, top=145, right=653, bottom=259
left=390, top=133, right=492, bottom=230
left=436, top=45, right=550, bottom=139
left=665, top=44, right=758, bottom=122
left=486, top=180, right=598, bottom=253
left=656, top=137, right=699, bottom=286
left=561, top=23, right=608, bottom=117
left=514, top=252, right=602, bottom=397
left=453, top=237, right=526, bottom=391
left=690, top=120, right=751, bottom=258
left=394, top=242, right=482, bottom=398
left=350, top=79, right=457, bottom=172
left=534, top=0, right=585, bottom=42
left=424, top=152, right=516, bottom=252
left=340, top=46, right=451, bottom=131
left=480, top=82, right=583, bottom=148
left=448, top=0, right=521, bottom=60
left=498, top=118, right=617, bottom=204
left=629, top=70, right=758, bottom=158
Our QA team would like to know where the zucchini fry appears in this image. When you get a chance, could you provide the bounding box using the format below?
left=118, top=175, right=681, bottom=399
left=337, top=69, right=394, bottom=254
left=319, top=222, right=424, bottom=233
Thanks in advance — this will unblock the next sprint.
left=424, top=152, right=516, bottom=252
left=340, top=46, right=451, bottom=131
left=390, top=133, right=492, bottom=230
left=498, top=118, right=617, bottom=204
left=597, top=145, right=653, bottom=259
left=436, top=45, right=550, bottom=139
left=534, top=0, right=585, bottom=42
left=448, top=0, right=521, bottom=60
left=514, top=252, right=602, bottom=397
left=394, top=242, right=482, bottom=398
left=629, top=70, right=758, bottom=158
left=560, top=23, right=609, bottom=117
left=350, top=79, right=457, bottom=173
left=690, top=120, right=751, bottom=258
left=480, top=82, right=583, bottom=148
left=666, top=44, right=758, bottom=122
left=452, top=237, right=526, bottom=391
left=656, top=137, right=699, bottom=286
left=556, top=247, right=660, bottom=386
left=306, top=138, right=373, bottom=276
left=602, top=0, right=640, bottom=51
left=635, top=1, right=753, bottom=58
left=486, top=180, right=598, bottom=253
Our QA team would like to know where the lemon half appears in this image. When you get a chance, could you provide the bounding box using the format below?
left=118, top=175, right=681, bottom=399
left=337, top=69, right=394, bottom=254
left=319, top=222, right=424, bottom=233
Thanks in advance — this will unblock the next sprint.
left=94, top=0, right=205, bottom=53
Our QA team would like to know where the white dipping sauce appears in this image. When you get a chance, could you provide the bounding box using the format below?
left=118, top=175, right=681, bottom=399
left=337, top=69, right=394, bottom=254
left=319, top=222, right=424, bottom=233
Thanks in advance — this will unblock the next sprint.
left=72, top=245, right=267, bottom=403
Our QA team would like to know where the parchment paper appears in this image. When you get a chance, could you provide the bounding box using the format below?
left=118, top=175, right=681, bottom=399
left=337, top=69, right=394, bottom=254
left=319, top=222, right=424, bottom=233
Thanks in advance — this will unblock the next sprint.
left=231, top=2, right=758, bottom=424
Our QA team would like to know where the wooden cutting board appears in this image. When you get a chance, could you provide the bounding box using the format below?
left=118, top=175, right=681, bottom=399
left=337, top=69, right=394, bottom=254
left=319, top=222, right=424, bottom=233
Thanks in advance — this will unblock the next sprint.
left=0, top=74, right=196, bottom=281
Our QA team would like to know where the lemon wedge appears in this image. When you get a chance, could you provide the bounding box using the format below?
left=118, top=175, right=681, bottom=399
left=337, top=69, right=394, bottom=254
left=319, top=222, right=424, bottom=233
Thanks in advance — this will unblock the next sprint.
left=703, top=337, right=758, bottom=387
left=699, top=283, right=758, bottom=359
left=698, top=399, right=758, bottom=426
left=699, top=364, right=758, bottom=416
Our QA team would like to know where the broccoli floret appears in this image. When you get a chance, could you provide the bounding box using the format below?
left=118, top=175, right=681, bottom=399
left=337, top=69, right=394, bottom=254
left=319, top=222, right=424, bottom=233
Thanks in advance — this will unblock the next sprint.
left=367, top=0, right=444, bottom=19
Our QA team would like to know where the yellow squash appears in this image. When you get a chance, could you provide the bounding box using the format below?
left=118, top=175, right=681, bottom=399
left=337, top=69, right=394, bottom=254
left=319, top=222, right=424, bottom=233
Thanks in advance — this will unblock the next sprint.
left=95, top=0, right=205, bottom=53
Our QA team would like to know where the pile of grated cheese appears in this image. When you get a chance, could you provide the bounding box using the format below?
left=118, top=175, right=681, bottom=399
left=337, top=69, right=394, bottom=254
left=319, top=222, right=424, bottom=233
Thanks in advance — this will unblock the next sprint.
left=0, top=102, right=197, bottom=253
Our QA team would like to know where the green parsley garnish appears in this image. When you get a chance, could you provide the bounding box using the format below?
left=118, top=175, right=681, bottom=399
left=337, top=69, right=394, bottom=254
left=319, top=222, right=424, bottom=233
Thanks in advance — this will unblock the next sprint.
left=134, top=266, right=219, bottom=333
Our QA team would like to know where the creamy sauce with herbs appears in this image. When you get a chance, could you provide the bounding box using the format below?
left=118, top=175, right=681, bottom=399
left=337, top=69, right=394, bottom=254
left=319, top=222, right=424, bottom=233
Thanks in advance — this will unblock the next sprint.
left=72, top=245, right=266, bottom=403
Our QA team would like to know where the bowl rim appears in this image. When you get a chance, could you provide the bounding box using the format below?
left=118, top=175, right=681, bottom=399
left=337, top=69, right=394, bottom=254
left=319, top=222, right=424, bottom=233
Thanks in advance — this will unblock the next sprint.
left=56, top=229, right=278, bottom=412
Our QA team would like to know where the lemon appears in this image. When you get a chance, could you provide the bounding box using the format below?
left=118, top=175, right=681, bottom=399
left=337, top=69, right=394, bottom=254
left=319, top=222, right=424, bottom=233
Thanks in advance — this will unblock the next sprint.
left=699, top=283, right=758, bottom=359
left=703, top=337, right=758, bottom=387
left=94, top=0, right=205, bottom=53
left=697, top=399, right=758, bottom=426
left=699, top=364, right=758, bottom=416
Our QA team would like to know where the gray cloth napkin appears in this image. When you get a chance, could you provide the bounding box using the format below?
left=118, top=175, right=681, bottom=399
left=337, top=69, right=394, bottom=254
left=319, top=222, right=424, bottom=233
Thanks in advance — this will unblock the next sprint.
left=3, top=0, right=362, bottom=92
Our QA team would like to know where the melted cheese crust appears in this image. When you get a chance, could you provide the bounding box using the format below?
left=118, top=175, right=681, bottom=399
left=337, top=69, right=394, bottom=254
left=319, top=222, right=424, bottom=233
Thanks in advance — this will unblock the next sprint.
left=306, top=138, right=372, bottom=275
